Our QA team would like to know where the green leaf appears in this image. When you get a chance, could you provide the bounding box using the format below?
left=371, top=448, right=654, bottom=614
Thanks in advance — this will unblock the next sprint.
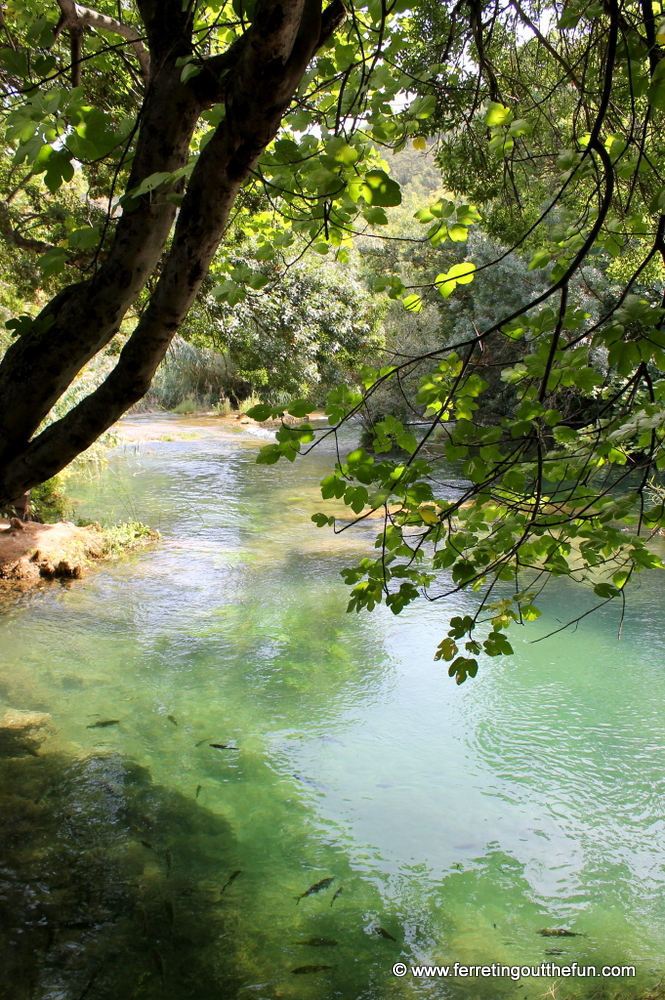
left=37, top=247, right=67, bottom=278
left=132, top=172, right=173, bottom=197
left=557, top=6, right=582, bottom=28
left=647, top=59, right=665, bottom=110
left=34, top=54, right=56, bottom=77
left=528, top=248, right=551, bottom=270
left=33, top=146, right=75, bottom=193
left=349, top=169, right=402, bottom=207
left=402, top=294, right=423, bottom=312
left=447, top=224, right=468, bottom=242
left=407, top=94, right=436, bottom=119
left=6, top=313, right=54, bottom=338
left=181, top=61, right=202, bottom=83
left=435, top=262, right=476, bottom=298
left=520, top=605, right=541, bottom=621
left=434, top=637, right=458, bottom=661
left=256, top=443, right=282, bottom=464
left=0, top=47, right=29, bottom=78
left=212, top=279, right=246, bottom=305
left=67, top=226, right=100, bottom=250
left=483, top=631, right=514, bottom=657
left=484, top=102, right=513, bottom=126
left=447, top=656, right=478, bottom=684
left=593, top=583, right=621, bottom=599
left=362, top=206, right=389, bottom=225
left=246, top=403, right=273, bottom=421
left=311, top=513, right=334, bottom=527
left=287, top=399, right=313, bottom=418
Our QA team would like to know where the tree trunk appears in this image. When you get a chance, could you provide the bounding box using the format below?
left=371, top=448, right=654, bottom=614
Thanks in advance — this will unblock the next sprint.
left=0, top=0, right=346, bottom=505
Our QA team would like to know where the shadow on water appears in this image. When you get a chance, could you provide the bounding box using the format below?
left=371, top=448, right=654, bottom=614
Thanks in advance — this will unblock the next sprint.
left=1, top=720, right=660, bottom=1000
left=0, top=729, right=244, bottom=1000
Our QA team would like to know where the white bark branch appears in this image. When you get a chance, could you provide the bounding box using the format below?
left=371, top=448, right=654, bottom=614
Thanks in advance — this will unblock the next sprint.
left=57, top=0, right=150, bottom=84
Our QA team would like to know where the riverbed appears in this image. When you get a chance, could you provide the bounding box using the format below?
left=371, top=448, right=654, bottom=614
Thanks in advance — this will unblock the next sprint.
left=1, top=414, right=663, bottom=1000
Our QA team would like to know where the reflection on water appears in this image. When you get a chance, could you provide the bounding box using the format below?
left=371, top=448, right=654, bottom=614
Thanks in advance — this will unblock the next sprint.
left=0, top=415, right=664, bottom=999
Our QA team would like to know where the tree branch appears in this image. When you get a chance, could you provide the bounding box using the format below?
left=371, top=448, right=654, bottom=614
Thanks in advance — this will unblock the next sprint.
left=510, top=0, right=581, bottom=88
left=56, top=0, right=150, bottom=83
left=0, top=0, right=349, bottom=498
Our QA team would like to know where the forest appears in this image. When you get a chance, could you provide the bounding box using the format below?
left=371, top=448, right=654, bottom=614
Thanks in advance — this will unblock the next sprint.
left=0, top=0, right=664, bottom=998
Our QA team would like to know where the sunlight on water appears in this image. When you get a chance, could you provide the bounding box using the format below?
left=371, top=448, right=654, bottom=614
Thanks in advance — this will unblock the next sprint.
left=0, top=415, right=663, bottom=999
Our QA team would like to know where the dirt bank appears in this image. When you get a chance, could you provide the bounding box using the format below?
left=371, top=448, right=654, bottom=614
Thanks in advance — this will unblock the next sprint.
left=0, top=518, right=156, bottom=586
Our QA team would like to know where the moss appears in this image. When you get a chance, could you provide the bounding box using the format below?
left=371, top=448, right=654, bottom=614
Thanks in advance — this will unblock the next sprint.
left=78, top=520, right=159, bottom=557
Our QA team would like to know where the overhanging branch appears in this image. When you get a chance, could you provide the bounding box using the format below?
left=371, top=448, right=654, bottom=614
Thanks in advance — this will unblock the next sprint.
left=56, top=0, right=150, bottom=84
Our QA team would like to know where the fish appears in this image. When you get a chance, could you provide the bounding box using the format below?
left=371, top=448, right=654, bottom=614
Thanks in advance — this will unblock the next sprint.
left=300, top=937, right=338, bottom=947
left=372, top=926, right=397, bottom=941
left=220, top=870, right=242, bottom=894
left=293, top=773, right=326, bottom=789
left=165, top=850, right=172, bottom=873
left=86, top=719, right=119, bottom=729
left=167, top=715, right=178, bottom=727
left=195, top=737, right=212, bottom=747
left=294, top=877, right=335, bottom=904
left=210, top=743, right=239, bottom=750
left=537, top=928, right=585, bottom=937
left=164, top=899, right=175, bottom=928
left=151, top=948, right=165, bottom=984
left=140, top=840, right=155, bottom=852
left=330, top=887, right=343, bottom=907
left=545, top=948, right=565, bottom=955
left=195, top=785, right=202, bottom=799
left=291, top=965, right=335, bottom=975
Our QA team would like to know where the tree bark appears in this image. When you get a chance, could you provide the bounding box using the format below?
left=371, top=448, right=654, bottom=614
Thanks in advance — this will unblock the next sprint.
left=0, top=0, right=346, bottom=504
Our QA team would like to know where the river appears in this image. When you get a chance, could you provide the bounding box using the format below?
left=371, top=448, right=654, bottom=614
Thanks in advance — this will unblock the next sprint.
left=1, top=414, right=664, bottom=1000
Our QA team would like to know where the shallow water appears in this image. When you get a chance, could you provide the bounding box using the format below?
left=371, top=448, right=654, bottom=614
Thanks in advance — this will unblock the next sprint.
left=1, top=414, right=664, bottom=1000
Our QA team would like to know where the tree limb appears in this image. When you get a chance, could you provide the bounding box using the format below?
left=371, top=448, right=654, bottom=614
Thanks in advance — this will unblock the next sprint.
left=510, top=0, right=581, bottom=88
left=56, top=0, right=150, bottom=83
left=0, top=0, right=348, bottom=498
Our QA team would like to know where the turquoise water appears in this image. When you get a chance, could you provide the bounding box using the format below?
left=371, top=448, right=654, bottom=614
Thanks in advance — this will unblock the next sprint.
left=1, top=414, right=664, bottom=1000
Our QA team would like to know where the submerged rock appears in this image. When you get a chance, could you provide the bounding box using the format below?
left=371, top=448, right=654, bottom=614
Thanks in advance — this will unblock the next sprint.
left=0, top=709, right=51, bottom=731
left=0, top=708, right=52, bottom=757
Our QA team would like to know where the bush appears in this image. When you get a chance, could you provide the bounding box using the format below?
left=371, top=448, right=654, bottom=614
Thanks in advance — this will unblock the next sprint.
left=173, top=397, right=198, bottom=414
left=141, top=337, right=231, bottom=411
left=30, top=475, right=71, bottom=522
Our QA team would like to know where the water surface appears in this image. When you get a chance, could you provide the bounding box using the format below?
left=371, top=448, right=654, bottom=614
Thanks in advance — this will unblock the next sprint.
left=1, top=414, right=663, bottom=1000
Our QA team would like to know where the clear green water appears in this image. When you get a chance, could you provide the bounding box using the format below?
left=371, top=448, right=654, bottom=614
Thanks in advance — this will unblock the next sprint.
left=1, top=415, right=664, bottom=1000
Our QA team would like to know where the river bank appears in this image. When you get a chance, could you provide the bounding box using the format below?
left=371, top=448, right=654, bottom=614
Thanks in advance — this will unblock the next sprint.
left=0, top=518, right=157, bottom=587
